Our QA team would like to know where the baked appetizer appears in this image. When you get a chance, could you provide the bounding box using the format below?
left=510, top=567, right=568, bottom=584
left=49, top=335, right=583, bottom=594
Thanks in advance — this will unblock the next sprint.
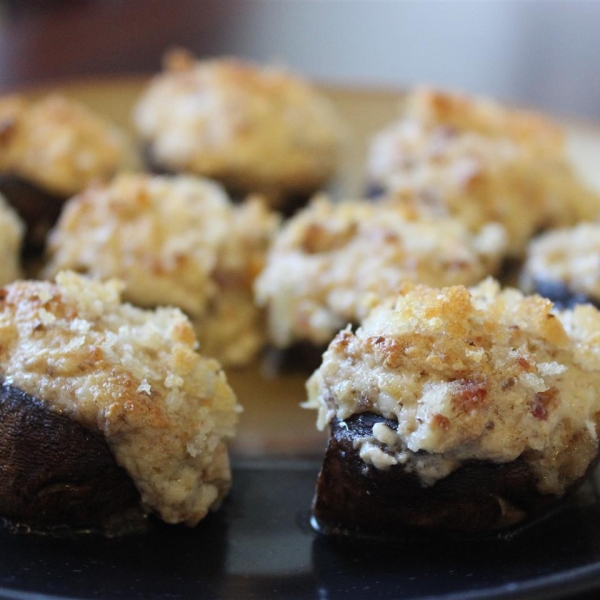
left=0, top=193, right=23, bottom=285
left=255, top=195, right=507, bottom=367
left=134, top=49, right=344, bottom=213
left=43, top=173, right=278, bottom=367
left=0, top=271, right=240, bottom=530
left=367, top=88, right=600, bottom=255
left=521, top=223, right=600, bottom=309
left=0, top=94, right=135, bottom=251
left=306, top=278, right=600, bottom=536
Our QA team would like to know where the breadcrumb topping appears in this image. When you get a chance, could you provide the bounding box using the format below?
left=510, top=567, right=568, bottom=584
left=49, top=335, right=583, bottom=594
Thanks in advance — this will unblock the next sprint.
left=0, top=271, right=241, bottom=525
left=0, top=194, right=22, bottom=285
left=255, top=196, right=507, bottom=347
left=0, top=95, right=135, bottom=196
left=522, top=223, right=600, bottom=302
left=306, top=278, right=600, bottom=495
left=44, top=174, right=279, bottom=366
left=367, top=88, right=600, bottom=254
left=134, top=49, right=344, bottom=204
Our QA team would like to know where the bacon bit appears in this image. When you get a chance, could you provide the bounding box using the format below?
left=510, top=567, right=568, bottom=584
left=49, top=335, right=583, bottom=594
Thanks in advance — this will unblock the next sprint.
left=452, top=379, right=488, bottom=414
left=531, top=387, right=559, bottom=420
left=516, top=356, right=533, bottom=372
left=432, top=413, right=451, bottom=431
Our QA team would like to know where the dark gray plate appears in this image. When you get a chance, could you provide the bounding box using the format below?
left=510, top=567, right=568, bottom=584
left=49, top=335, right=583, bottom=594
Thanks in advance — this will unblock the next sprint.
left=0, top=459, right=599, bottom=600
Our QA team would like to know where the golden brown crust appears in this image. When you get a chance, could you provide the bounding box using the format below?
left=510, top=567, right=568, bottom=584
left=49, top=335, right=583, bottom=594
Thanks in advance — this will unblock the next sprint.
left=401, top=88, right=563, bottom=149
left=255, top=196, right=507, bottom=347
left=368, top=88, right=600, bottom=255
left=134, top=49, right=345, bottom=205
left=43, top=174, right=279, bottom=366
left=306, top=279, right=600, bottom=496
left=0, top=272, right=241, bottom=525
left=0, top=95, right=136, bottom=197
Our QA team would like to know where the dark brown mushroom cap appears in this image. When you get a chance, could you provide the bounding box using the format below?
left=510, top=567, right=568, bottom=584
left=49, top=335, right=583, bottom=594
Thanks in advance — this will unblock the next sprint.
left=0, top=174, right=65, bottom=255
left=312, top=413, right=570, bottom=537
left=0, top=383, right=141, bottom=528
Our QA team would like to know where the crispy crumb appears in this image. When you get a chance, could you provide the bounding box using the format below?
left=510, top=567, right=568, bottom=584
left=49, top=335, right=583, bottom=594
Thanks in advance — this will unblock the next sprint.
left=134, top=52, right=345, bottom=203
left=368, top=88, right=600, bottom=255
left=0, top=271, right=241, bottom=525
left=255, top=195, right=507, bottom=347
left=307, top=278, right=600, bottom=494
left=0, top=95, right=136, bottom=196
left=44, top=174, right=279, bottom=366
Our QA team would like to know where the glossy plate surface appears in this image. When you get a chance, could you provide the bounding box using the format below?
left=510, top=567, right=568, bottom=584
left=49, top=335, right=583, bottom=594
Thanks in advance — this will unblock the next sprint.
left=4, top=80, right=600, bottom=600
left=1, top=461, right=600, bottom=600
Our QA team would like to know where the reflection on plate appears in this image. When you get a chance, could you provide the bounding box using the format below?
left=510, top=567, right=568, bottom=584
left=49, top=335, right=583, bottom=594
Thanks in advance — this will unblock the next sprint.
left=5, top=79, right=600, bottom=600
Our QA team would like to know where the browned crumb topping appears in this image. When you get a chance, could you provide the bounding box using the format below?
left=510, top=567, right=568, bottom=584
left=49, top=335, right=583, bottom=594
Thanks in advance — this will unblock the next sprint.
left=134, top=49, right=345, bottom=203
left=44, top=174, right=279, bottom=366
left=0, top=95, right=136, bottom=196
left=0, top=271, right=241, bottom=525
left=368, top=88, right=600, bottom=255
left=255, top=195, right=507, bottom=347
left=307, top=278, right=600, bottom=495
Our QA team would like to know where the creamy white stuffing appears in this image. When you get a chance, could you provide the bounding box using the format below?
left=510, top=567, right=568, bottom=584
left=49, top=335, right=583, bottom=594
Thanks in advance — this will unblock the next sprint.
left=367, top=88, right=600, bottom=255
left=0, top=271, right=241, bottom=525
left=521, top=223, right=600, bottom=302
left=0, top=194, right=22, bottom=285
left=134, top=49, right=344, bottom=205
left=0, top=95, right=135, bottom=196
left=255, top=196, right=507, bottom=347
left=307, top=278, right=600, bottom=495
left=44, top=174, right=279, bottom=366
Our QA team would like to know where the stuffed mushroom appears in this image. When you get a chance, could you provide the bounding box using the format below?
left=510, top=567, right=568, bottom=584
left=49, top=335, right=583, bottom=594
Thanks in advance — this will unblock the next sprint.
left=307, top=279, right=600, bottom=535
left=0, top=271, right=240, bottom=531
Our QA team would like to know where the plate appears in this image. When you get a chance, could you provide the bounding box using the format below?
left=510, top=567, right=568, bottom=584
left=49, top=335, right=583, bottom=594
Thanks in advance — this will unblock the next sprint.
left=4, top=79, right=600, bottom=600
left=1, top=462, right=600, bottom=600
